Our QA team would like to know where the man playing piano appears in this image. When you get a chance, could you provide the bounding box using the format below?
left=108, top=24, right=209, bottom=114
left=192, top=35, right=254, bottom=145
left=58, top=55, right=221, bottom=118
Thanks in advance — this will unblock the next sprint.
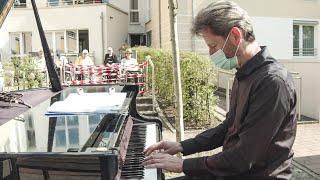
left=143, top=1, right=297, bottom=179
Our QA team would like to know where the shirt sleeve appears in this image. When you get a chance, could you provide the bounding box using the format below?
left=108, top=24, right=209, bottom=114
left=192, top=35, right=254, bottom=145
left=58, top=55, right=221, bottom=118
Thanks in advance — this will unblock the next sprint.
left=182, top=75, right=292, bottom=176
left=180, top=113, right=232, bottom=156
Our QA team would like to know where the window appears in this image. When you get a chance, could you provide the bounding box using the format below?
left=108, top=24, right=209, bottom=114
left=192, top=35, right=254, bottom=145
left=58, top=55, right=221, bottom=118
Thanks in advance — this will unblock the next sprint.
left=147, top=31, right=152, bottom=47
left=47, top=0, right=59, bottom=6
left=130, top=12, right=139, bottom=23
left=79, top=30, right=89, bottom=53
left=23, top=33, right=32, bottom=54
left=89, top=115, right=102, bottom=133
left=54, top=116, right=79, bottom=149
left=45, top=30, right=84, bottom=55
left=67, top=116, right=79, bottom=146
left=55, top=31, right=65, bottom=54
left=293, top=23, right=317, bottom=57
left=0, top=0, right=9, bottom=12
left=45, top=32, right=54, bottom=52
left=25, top=115, right=36, bottom=150
left=14, top=0, right=27, bottom=8
left=130, top=0, right=139, bottom=23
left=66, top=30, right=77, bottom=53
left=130, top=34, right=146, bottom=47
left=10, top=33, right=20, bottom=55
left=10, top=32, right=32, bottom=55
left=130, top=0, right=138, bottom=10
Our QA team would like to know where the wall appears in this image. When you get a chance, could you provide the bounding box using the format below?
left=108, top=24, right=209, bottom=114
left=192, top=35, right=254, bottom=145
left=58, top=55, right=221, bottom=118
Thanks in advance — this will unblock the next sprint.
left=106, top=5, right=128, bottom=56
left=109, top=0, right=129, bottom=12
left=146, top=0, right=160, bottom=48
left=281, top=60, right=320, bottom=120
left=128, top=0, right=149, bottom=34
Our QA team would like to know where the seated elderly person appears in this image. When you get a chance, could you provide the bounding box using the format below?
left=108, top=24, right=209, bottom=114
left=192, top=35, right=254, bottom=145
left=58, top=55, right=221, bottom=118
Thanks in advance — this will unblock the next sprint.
left=34, top=49, right=47, bottom=73
left=104, top=47, right=119, bottom=65
left=55, top=53, right=69, bottom=68
left=82, top=49, right=94, bottom=66
left=120, top=48, right=138, bottom=71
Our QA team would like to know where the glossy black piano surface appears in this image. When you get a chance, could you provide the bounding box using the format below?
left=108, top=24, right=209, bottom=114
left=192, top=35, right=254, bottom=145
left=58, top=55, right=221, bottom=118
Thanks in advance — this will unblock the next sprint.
left=0, top=85, right=162, bottom=180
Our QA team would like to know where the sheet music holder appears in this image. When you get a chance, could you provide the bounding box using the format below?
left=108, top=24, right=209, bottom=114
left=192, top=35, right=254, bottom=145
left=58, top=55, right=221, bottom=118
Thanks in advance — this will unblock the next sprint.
left=46, top=92, right=127, bottom=115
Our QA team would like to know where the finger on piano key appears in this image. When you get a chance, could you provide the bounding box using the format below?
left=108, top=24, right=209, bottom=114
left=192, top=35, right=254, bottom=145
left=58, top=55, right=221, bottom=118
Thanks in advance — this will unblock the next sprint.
left=143, top=141, right=164, bottom=156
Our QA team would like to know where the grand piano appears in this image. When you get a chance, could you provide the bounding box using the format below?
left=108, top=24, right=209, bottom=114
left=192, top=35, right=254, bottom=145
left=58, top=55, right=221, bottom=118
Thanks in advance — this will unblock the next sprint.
left=0, top=1, right=163, bottom=180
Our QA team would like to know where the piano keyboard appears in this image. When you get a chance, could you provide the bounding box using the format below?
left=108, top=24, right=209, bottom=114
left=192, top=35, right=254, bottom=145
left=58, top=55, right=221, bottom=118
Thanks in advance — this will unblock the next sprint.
left=121, top=123, right=159, bottom=180
left=143, top=123, right=158, bottom=180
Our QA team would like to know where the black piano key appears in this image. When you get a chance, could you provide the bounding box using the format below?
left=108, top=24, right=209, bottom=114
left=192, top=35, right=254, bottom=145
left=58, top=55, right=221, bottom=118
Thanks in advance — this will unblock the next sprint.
left=121, top=122, right=151, bottom=179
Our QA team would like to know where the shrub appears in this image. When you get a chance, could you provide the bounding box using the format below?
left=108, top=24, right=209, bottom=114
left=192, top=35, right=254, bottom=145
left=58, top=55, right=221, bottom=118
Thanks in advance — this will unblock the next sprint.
left=3, top=56, right=46, bottom=90
left=135, top=47, right=218, bottom=127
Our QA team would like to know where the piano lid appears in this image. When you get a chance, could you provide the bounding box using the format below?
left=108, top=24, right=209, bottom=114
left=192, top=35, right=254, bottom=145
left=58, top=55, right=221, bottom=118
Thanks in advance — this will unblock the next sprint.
left=0, top=85, right=134, bottom=153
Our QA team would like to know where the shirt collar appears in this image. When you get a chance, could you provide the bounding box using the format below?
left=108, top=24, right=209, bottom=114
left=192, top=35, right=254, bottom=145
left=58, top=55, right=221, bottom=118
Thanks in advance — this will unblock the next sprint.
left=235, top=46, right=275, bottom=80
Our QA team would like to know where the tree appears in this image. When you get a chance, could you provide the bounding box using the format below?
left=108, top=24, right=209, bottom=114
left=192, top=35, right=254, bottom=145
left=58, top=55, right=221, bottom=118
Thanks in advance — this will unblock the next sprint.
left=168, top=0, right=184, bottom=142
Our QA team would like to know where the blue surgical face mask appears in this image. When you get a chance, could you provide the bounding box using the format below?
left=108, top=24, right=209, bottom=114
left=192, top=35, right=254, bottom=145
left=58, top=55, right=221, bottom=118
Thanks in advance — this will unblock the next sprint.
left=210, top=31, right=240, bottom=70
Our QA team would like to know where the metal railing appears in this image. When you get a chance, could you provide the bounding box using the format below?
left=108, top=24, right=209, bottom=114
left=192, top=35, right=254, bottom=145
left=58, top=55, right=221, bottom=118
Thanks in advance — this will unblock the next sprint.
left=47, top=0, right=107, bottom=7
left=293, top=48, right=318, bottom=57
left=145, top=55, right=155, bottom=111
left=13, top=2, right=27, bottom=8
left=218, top=69, right=303, bottom=121
left=13, top=0, right=108, bottom=8
left=60, top=52, right=95, bottom=64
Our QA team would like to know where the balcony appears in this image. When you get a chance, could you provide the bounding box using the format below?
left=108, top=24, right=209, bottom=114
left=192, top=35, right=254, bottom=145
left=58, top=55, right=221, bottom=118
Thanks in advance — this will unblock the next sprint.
left=293, top=48, right=318, bottom=57
left=13, top=0, right=109, bottom=8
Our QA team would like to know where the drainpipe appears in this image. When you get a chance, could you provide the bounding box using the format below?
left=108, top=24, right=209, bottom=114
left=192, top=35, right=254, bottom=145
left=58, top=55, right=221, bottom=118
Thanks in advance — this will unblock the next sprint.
left=159, top=0, right=162, bottom=48
left=191, top=0, right=195, bottom=52
left=101, top=12, right=105, bottom=64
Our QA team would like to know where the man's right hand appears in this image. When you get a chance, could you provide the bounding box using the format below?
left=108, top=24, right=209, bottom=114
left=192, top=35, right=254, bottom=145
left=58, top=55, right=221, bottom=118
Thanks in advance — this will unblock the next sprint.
left=143, top=141, right=183, bottom=156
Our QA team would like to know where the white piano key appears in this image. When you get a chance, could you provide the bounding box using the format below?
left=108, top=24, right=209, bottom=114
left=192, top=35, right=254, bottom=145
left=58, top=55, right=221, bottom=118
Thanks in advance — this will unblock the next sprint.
left=143, top=123, right=158, bottom=180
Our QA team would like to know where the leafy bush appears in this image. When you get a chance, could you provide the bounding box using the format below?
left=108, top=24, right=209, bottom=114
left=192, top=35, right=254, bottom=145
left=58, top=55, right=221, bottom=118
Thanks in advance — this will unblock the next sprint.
left=3, top=56, right=46, bottom=90
left=135, top=47, right=218, bottom=127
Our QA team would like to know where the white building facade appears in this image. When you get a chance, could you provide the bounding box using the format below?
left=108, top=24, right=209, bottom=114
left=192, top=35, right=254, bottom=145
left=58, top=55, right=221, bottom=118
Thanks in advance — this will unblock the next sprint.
left=0, top=0, right=129, bottom=65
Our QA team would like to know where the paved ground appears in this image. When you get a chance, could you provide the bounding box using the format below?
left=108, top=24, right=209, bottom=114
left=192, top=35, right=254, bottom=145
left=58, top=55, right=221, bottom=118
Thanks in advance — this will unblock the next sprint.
left=292, top=123, right=320, bottom=179
left=163, top=122, right=320, bottom=179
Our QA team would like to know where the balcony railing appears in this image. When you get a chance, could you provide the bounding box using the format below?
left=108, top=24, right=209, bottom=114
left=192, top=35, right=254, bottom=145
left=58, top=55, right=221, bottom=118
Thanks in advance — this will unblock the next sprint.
left=13, top=2, right=27, bottom=8
left=47, top=0, right=107, bottom=7
left=293, top=48, right=318, bottom=57
left=13, top=0, right=108, bottom=8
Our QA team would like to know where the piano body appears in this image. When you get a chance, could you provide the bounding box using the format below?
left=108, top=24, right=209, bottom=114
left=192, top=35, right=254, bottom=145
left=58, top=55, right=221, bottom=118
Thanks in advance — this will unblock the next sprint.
left=0, top=1, right=163, bottom=179
left=0, top=85, right=163, bottom=180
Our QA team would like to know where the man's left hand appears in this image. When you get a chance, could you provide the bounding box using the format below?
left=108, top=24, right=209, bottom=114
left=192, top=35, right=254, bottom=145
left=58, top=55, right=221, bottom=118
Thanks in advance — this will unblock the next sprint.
left=142, top=153, right=183, bottom=173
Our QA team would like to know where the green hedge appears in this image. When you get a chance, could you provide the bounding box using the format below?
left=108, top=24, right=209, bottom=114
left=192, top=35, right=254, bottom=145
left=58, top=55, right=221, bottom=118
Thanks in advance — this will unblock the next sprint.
left=3, top=56, right=46, bottom=90
left=135, top=47, right=218, bottom=127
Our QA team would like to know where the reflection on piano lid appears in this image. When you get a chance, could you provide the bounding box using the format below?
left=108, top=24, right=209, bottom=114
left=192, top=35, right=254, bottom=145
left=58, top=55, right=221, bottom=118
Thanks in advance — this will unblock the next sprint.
left=46, top=92, right=127, bottom=116
left=0, top=85, right=163, bottom=180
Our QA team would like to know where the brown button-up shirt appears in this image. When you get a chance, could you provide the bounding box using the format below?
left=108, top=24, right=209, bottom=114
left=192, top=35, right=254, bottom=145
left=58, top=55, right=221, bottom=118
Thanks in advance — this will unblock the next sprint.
left=181, top=47, right=297, bottom=179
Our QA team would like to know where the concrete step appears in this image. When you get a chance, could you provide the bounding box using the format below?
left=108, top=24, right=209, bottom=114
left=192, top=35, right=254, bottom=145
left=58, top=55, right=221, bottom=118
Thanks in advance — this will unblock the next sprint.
left=213, top=106, right=227, bottom=122
left=215, top=106, right=227, bottom=116
left=140, top=110, right=158, bottom=117
left=215, top=88, right=226, bottom=97
left=136, top=96, right=153, bottom=104
left=137, top=103, right=154, bottom=112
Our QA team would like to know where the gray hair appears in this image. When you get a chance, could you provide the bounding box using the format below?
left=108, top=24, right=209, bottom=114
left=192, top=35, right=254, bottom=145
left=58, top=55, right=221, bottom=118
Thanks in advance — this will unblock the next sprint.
left=192, top=0, right=255, bottom=42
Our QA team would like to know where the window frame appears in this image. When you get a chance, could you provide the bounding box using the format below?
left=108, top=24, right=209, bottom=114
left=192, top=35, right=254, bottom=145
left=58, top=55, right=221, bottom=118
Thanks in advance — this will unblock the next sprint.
left=9, top=32, right=32, bottom=56
left=129, top=0, right=140, bottom=24
left=293, top=20, right=318, bottom=58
